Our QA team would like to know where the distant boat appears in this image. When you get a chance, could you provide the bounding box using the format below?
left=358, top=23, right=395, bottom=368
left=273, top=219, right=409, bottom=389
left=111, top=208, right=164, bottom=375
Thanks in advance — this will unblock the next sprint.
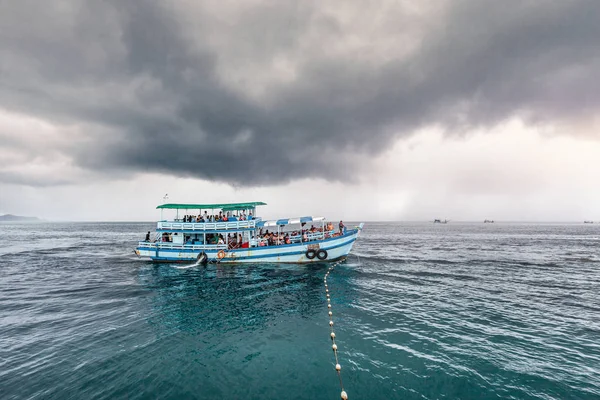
left=484, top=219, right=494, bottom=223
left=433, top=219, right=449, bottom=224
left=584, top=221, right=594, bottom=224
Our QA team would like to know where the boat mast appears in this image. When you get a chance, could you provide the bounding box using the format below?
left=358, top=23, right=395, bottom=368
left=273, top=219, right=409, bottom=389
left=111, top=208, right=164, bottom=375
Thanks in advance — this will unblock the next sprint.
left=161, top=194, right=168, bottom=221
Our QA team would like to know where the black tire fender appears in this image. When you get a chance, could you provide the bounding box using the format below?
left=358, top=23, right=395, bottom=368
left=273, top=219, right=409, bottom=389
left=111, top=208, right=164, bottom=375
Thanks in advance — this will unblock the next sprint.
left=316, top=249, right=328, bottom=260
left=305, top=249, right=317, bottom=260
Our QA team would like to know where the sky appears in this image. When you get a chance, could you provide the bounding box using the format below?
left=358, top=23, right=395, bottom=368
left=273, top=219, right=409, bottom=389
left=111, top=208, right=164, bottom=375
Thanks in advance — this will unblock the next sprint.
left=1, top=0, right=599, bottom=221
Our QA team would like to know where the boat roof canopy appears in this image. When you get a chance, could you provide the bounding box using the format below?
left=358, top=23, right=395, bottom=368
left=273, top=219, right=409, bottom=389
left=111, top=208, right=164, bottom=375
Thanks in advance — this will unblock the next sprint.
left=257, top=216, right=325, bottom=228
left=221, top=204, right=261, bottom=211
left=156, top=202, right=267, bottom=210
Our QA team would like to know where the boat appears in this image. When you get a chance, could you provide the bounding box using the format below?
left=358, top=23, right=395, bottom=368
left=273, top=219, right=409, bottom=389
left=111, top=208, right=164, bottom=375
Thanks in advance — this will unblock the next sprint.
left=135, top=202, right=364, bottom=264
left=584, top=221, right=594, bottom=224
left=433, top=219, right=449, bottom=224
left=484, top=219, right=494, bottom=223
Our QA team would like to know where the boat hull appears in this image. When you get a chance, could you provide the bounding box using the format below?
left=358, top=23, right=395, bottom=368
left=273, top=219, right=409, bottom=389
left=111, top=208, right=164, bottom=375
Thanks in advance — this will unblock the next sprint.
left=136, top=228, right=361, bottom=264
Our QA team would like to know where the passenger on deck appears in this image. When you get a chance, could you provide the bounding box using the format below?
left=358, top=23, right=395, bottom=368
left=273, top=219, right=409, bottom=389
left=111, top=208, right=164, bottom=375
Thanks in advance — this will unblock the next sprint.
left=145, top=231, right=151, bottom=241
left=203, top=211, right=209, bottom=221
left=339, top=220, right=345, bottom=234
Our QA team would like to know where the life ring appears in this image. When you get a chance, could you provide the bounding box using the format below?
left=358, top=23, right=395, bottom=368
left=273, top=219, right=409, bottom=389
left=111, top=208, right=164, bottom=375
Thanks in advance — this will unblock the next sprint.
left=196, top=251, right=208, bottom=265
left=316, top=249, right=328, bottom=260
left=305, top=249, right=317, bottom=259
left=217, top=250, right=226, bottom=260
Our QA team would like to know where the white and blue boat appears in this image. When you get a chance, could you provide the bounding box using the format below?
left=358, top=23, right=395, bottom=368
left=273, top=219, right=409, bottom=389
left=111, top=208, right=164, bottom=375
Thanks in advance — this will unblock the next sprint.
left=135, top=202, right=364, bottom=264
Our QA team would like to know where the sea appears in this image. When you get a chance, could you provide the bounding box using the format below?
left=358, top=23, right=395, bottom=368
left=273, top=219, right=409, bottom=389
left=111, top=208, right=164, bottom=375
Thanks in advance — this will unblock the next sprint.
left=1, top=222, right=599, bottom=400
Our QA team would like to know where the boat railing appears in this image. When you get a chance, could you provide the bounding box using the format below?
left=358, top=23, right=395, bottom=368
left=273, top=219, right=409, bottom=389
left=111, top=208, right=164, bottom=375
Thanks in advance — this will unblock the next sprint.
left=157, top=219, right=259, bottom=231
left=253, top=229, right=340, bottom=246
left=294, top=230, right=336, bottom=242
left=138, top=241, right=228, bottom=251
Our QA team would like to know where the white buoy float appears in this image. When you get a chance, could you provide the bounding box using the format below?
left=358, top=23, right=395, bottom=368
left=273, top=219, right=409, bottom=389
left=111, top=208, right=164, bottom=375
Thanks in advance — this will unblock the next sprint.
left=324, top=261, right=348, bottom=399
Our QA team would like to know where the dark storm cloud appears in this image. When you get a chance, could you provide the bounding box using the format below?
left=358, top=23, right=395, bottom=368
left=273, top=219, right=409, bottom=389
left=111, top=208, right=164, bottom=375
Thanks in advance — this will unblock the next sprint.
left=1, top=0, right=599, bottom=186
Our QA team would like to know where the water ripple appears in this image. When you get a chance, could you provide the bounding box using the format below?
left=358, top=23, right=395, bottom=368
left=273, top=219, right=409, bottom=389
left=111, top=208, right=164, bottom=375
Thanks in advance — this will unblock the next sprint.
left=0, top=222, right=599, bottom=399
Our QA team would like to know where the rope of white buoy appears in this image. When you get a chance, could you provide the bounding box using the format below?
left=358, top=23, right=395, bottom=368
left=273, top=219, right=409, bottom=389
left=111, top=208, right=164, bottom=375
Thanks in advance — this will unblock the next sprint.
left=324, top=261, right=348, bottom=400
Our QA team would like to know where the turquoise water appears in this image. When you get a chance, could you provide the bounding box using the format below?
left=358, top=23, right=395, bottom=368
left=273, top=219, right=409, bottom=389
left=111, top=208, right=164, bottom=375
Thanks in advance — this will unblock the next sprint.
left=1, top=222, right=599, bottom=399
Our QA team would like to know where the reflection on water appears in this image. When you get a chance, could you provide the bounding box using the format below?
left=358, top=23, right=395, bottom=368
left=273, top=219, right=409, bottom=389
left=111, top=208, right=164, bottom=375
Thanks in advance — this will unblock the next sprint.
left=138, top=263, right=331, bottom=336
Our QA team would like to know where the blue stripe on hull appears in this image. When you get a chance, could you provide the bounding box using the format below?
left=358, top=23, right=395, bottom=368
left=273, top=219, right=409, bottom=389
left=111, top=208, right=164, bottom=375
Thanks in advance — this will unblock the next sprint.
left=149, top=255, right=349, bottom=264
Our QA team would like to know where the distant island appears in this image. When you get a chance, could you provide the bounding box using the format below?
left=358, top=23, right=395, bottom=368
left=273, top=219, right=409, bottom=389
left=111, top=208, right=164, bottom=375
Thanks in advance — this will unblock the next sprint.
left=0, top=214, right=41, bottom=222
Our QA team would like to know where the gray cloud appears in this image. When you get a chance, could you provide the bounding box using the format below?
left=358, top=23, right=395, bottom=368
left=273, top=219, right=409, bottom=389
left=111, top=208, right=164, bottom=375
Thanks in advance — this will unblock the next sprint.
left=1, top=0, right=599, bottom=186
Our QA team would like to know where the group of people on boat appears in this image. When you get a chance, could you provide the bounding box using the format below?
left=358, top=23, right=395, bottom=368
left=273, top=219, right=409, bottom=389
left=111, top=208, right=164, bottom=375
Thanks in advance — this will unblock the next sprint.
left=143, top=220, right=348, bottom=246
left=203, top=233, right=250, bottom=248
left=254, top=221, right=346, bottom=247
left=179, top=210, right=253, bottom=223
left=256, top=231, right=292, bottom=246
left=160, top=232, right=172, bottom=242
